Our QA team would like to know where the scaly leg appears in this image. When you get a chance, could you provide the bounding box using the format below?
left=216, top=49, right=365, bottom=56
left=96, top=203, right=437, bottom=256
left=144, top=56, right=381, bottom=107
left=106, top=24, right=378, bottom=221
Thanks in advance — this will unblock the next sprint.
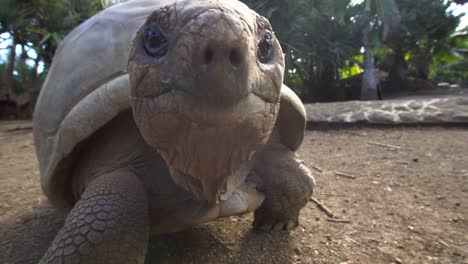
left=250, top=144, right=315, bottom=231
left=39, top=171, right=149, bottom=264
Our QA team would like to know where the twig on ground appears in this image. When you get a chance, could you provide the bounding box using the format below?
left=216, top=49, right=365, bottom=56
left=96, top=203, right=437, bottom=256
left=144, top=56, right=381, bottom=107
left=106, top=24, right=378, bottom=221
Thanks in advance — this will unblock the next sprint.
left=5, top=124, right=33, bottom=132
left=312, top=165, right=323, bottom=173
left=310, top=197, right=335, bottom=218
left=326, top=218, right=351, bottom=223
left=395, top=160, right=409, bottom=165
left=334, top=171, right=357, bottom=179
left=438, top=239, right=450, bottom=247
left=209, top=234, right=234, bottom=251
left=367, top=141, right=402, bottom=150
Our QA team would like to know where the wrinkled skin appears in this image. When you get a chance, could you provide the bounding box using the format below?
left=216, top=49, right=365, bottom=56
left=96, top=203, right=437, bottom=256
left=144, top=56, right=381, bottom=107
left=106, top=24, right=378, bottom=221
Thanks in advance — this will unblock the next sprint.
left=128, top=0, right=284, bottom=202
left=38, top=1, right=314, bottom=263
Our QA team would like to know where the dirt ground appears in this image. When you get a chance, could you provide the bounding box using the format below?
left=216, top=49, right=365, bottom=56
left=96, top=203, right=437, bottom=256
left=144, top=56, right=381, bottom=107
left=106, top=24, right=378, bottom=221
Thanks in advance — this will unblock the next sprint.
left=0, top=123, right=467, bottom=264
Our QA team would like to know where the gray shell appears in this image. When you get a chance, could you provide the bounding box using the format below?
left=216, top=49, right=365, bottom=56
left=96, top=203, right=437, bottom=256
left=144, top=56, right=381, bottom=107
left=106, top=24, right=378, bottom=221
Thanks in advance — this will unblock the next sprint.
left=33, top=0, right=306, bottom=209
left=33, top=0, right=173, bottom=209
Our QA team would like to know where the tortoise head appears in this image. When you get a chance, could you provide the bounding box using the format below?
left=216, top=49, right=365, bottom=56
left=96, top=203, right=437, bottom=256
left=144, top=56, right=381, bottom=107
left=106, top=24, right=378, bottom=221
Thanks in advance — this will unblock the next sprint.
left=128, top=0, right=284, bottom=203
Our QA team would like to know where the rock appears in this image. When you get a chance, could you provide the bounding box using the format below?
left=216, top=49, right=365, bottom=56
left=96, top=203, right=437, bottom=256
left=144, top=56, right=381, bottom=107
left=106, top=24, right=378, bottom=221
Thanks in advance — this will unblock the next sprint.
left=394, top=105, right=410, bottom=112
left=349, top=110, right=366, bottom=122
left=367, top=111, right=397, bottom=123
left=420, top=112, right=444, bottom=122
left=398, top=112, right=420, bottom=123
left=381, top=105, right=393, bottom=111
left=454, top=97, right=468, bottom=105
left=294, top=247, right=302, bottom=255
left=408, top=101, right=423, bottom=110
left=306, top=97, right=468, bottom=125
left=452, top=112, right=468, bottom=122
left=437, top=82, right=450, bottom=88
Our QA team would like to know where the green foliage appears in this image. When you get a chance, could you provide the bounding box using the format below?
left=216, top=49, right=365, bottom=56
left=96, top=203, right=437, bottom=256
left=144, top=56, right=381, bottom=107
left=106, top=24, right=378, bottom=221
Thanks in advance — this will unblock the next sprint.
left=287, top=72, right=305, bottom=95
left=101, top=0, right=128, bottom=8
left=35, top=0, right=104, bottom=65
left=431, top=28, right=468, bottom=84
left=373, top=47, right=396, bottom=71
left=247, top=0, right=465, bottom=99
left=0, top=0, right=106, bottom=111
left=244, top=0, right=362, bottom=100
left=340, top=55, right=364, bottom=79
left=365, top=0, right=400, bottom=41
left=381, top=0, right=461, bottom=82
left=1, top=0, right=106, bottom=66
left=0, top=0, right=466, bottom=110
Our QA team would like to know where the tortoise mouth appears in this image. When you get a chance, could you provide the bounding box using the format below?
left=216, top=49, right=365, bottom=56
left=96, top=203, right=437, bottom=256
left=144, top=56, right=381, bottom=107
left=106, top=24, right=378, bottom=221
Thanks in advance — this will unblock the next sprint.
left=130, top=89, right=279, bottom=202
left=142, top=86, right=278, bottom=105
left=131, top=85, right=279, bottom=127
left=140, top=87, right=250, bottom=109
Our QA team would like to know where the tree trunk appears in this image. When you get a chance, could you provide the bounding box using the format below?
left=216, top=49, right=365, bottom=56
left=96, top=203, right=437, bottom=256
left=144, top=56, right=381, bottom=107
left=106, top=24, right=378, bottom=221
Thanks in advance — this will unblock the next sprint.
left=415, top=58, right=430, bottom=80
left=32, top=54, right=41, bottom=79
left=5, top=37, right=17, bottom=101
left=414, top=45, right=432, bottom=80
left=18, top=45, right=28, bottom=84
left=284, top=46, right=291, bottom=74
left=360, top=18, right=379, bottom=100
left=3, top=38, right=32, bottom=117
left=314, top=63, right=338, bottom=102
left=389, top=45, right=407, bottom=93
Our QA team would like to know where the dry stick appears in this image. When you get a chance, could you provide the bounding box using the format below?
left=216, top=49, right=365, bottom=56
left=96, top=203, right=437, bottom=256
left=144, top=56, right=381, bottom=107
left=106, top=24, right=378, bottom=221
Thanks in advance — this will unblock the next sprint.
left=310, top=198, right=335, bottom=218
left=367, top=140, right=402, bottom=150
left=438, top=239, right=450, bottom=247
left=5, top=125, right=33, bottom=132
left=209, top=234, right=234, bottom=251
left=334, top=171, right=357, bottom=179
left=326, top=218, right=351, bottom=223
left=312, top=165, right=323, bottom=173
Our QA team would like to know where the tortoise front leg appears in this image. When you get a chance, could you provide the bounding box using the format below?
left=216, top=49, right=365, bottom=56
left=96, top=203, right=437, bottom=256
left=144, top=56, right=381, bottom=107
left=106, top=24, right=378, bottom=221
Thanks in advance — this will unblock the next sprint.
left=39, top=171, right=149, bottom=264
left=249, top=144, right=315, bottom=231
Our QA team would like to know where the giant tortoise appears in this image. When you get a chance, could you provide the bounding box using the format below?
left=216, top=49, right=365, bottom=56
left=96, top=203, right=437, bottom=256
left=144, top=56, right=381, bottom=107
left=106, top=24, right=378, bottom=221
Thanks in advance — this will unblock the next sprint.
left=33, top=0, right=315, bottom=263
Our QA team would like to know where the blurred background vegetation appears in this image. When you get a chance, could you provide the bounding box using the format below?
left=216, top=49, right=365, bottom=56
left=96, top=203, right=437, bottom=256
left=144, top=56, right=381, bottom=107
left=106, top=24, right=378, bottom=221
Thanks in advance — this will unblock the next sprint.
left=0, top=0, right=467, bottom=118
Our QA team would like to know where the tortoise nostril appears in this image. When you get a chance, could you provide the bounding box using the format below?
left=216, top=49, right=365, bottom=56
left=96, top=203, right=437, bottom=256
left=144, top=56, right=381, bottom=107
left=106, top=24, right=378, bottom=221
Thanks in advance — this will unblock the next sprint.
left=203, top=47, right=214, bottom=66
left=229, top=48, right=242, bottom=68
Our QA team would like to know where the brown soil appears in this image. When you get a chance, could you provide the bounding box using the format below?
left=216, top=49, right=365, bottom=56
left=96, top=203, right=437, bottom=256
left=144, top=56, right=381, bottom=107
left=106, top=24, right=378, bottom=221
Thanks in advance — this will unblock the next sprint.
left=0, top=123, right=467, bottom=264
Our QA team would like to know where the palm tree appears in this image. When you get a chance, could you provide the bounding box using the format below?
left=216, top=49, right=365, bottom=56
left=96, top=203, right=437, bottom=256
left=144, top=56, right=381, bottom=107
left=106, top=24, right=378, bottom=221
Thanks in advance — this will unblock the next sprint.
left=0, top=0, right=105, bottom=116
left=359, top=0, right=400, bottom=100
left=244, top=0, right=360, bottom=101
left=0, top=0, right=35, bottom=104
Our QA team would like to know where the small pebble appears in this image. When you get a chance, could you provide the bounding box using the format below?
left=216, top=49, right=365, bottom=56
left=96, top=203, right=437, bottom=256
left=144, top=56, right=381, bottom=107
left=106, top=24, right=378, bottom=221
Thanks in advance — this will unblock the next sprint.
left=294, top=247, right=302, bottom=255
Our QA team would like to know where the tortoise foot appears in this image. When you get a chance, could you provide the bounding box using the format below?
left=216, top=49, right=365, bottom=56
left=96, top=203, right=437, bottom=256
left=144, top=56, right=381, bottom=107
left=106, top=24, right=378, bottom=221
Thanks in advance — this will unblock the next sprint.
left=249, top=144, right=315, bottom=232
left=39, top=172, right=149, bottom=264
left=252, top=212, right=299, bottom=232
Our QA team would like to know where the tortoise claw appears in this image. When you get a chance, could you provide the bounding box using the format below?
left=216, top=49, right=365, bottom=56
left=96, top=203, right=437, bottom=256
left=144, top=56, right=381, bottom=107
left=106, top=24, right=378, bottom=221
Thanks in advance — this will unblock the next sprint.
left=253, top=217, right=299, bottom=232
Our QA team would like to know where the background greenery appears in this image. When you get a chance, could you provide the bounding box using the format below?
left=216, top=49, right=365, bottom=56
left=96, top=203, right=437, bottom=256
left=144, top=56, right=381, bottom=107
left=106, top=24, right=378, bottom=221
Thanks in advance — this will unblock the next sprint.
left=0, top=0, right=467, bottom=117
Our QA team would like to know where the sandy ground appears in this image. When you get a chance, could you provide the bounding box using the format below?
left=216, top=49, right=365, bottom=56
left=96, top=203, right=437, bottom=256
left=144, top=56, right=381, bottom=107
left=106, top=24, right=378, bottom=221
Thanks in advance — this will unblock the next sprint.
left=0, top=123, right=467, bottom=264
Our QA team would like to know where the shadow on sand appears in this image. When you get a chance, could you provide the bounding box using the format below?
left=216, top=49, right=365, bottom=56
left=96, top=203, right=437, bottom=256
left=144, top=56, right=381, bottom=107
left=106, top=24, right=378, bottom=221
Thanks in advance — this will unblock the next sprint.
left=1, top=201, right=296, bottom=264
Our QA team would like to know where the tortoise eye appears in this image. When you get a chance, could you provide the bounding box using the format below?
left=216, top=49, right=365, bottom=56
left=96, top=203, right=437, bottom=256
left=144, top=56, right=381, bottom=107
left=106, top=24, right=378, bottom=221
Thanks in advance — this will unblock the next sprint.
left=258, top=32, right=274, bottom=63
left=143, top=25, right=168, bottom=58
